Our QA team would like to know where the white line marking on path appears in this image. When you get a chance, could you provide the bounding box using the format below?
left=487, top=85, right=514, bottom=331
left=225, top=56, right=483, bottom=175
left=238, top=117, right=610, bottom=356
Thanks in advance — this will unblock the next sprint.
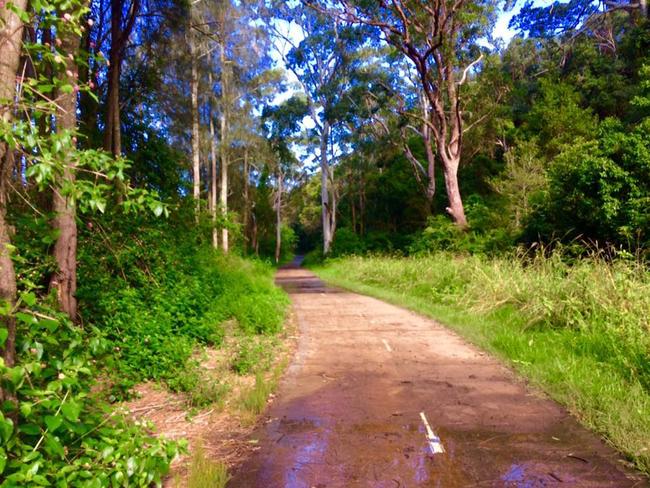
left=420, top=411, right=445, bottom=454
left=382, top=339, right=392, bottom=352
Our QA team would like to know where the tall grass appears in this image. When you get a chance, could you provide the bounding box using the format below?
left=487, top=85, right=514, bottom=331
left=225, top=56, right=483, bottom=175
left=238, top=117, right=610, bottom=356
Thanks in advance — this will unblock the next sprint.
left=183, top=443, right=230, bottom=488
left=314, top=253, right=650, bottom=474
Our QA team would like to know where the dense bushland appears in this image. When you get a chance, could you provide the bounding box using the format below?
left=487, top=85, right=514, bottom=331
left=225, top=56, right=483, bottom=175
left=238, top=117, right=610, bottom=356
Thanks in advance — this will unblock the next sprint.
left=77, top=211, right=288, bottom=395
left=315, top=253, right=650, bottom=473
left=0, top=207, right=287, bottom=485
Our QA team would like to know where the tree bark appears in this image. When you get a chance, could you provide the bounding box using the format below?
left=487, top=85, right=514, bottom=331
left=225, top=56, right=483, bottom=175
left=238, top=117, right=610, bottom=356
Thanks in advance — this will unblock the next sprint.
left=209, top=98, right=218, bottom=249
left=275, top=170, right=282, bottom=263
left=320, top=121, right=334, bottom=254
left=219, top=42, right=229, bottom=252
left=0, top=0, right=27, bottom=393
left=422, top=100, right=436, bottom=207
left=0, top=153, right=17, bottom=399
left=190, top=38, right=201, bottom=218
left=242, top=149, right=249, bottom=253
left=219, top=111, right=228, bottom=252
left=103, top=0, right=139, bottom=155
left=441, top=156, right=467, bottom=228
left=50, top=28, right=81, bottom=319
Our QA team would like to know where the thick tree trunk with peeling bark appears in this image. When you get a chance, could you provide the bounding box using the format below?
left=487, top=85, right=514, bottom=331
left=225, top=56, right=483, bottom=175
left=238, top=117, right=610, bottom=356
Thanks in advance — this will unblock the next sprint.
left=441, top=156, right=467, bottom=227
left=50, top=29, right=81, bottom=319
left=0, top=0, right=27, bottom=393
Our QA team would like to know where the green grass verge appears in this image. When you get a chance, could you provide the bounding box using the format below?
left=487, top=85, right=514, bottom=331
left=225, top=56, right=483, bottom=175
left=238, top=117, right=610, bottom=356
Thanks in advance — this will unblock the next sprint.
left=312, top=254, right=650, bottom=475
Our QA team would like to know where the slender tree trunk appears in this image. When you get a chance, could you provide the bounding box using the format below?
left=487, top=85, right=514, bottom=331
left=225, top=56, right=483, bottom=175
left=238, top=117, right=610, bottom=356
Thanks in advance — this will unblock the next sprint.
left=320, top=121, right=333, bottom=254
left=242, top=149, right=249, bottom=253
left=50, top=28, right=81, bottom=319
left=423, top=127, right=436, bottom=208
left=103, top=0, right=138, bottom=155
left=103, top=0, right=122, bottom=155
left=0, top=0, right=25, bottom=384
left=275, top=170, right=282, bottom=263
left=190, top=41, right=201, bottom=218
left=219, top=118, right=228, bottom=253
left=0, top=0, right=27, bottom=165
left=351, top=196, right=356, bottom=234
left=79, top=16, right=96, bottom=138
left=219, top=43, right=229, bottom=252
left=252, top=213, right=258, bottom=256
left=0, top=152, right=16, bottom=407
left=359, top=174, right=365, bottom=237
left=209, top=104, right=218, bottom=249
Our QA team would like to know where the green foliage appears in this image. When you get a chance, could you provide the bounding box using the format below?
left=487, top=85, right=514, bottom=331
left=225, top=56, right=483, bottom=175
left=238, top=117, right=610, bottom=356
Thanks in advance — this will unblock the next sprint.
left=231, top=336, right=275, bottom=375
left=76, top=208, right=288, bottom=394
left=535, top=118, right=650, bottom=249
left=0, top=303, right=181, bottom=486
left=331, top=227, right=365, bottom=256
left=408, top=198, right=514, bottom=255
left=525, top=79, right=598, bottom=157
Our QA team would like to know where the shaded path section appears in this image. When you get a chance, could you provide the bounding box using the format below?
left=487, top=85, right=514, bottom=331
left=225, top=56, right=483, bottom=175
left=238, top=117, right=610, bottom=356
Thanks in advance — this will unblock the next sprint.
left=229, top=263, right=644, bottom=487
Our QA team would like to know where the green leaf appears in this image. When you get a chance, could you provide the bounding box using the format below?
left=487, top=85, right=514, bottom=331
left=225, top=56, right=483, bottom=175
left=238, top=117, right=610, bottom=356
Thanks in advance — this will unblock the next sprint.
left=152, top=203, right=164, bottom=217
left=126, top=457, right=137, bottom=477
left=44, top=434, right=65, bottom=458
left=16, top=312, right=36, bottom=325
left=18, top=423, right=39, bottom=436
left=0, top=416, right=13, bottom=443
left=8, top=365, right=25, bottom=386
left=61, top=400, right=81, bottom=422
left=0, top=328, right=7, bottom=347
left=19, top=402, right=32, bottom=417
left=0, top=447, right=6, bottom=474
left=21, top=292, right=36, bottom=307
left=44, top=415, right=62, bottom=432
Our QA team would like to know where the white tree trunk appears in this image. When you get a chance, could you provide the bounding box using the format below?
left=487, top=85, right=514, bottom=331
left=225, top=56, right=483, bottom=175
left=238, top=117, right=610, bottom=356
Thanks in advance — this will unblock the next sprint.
left=320, top=122, right=333, bottom=254
left=219, top=112, right=228, bottom=253
left=190, top=48, right=201, bottom=218
left=209, top=111, right=218, bottom=249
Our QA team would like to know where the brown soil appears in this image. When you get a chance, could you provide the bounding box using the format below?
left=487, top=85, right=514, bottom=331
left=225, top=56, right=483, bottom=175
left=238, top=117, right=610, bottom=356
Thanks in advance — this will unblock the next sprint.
left=229, top=261, right=647, bottom=487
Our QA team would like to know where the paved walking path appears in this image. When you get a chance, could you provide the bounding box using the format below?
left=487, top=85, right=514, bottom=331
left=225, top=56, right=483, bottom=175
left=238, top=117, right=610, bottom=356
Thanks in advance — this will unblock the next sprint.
left=229, top=264, right=643, bottom=487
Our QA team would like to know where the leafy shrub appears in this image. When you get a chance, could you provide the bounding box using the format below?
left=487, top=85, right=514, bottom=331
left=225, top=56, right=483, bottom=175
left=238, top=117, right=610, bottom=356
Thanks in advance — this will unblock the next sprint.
left=332, top=227, right=365, bottom=256
left=530, top=117, right=650, bottom=250
left=0, top=301, right=181, bottom=486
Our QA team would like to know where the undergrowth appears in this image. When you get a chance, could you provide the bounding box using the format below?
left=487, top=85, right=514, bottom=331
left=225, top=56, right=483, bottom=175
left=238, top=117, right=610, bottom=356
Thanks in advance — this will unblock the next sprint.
left=77, top=212, right=288, bottom=397
left=314, top=252, right=650, bottom=475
